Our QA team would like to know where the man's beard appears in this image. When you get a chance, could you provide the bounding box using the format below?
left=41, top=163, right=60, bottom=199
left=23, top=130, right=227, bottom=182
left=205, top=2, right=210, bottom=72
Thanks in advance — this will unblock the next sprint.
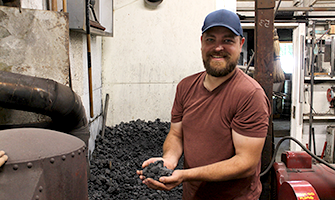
left=203, top=54, right=239, bottom=77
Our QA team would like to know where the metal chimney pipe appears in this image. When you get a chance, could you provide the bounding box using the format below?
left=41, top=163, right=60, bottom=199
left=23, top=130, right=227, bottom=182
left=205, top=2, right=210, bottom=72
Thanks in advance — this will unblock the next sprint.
left=0, top=71, right=89, bottom=146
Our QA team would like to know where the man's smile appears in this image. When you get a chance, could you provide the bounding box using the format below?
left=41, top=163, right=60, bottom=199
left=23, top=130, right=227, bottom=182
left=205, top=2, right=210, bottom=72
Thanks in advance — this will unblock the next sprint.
left=210, top=54, right=229, bottom=60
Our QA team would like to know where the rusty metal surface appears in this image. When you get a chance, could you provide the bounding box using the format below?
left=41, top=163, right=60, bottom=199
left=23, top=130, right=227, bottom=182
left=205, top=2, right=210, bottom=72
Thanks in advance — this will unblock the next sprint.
left=0, top=128, right=88, bottom=200
left=0, top=71, right=90, bottom=146
left=254, top=1, right=274, bottom=200
left=255, top=0, right=275, bottom=9
left=254, top=12, right=274, bottom=88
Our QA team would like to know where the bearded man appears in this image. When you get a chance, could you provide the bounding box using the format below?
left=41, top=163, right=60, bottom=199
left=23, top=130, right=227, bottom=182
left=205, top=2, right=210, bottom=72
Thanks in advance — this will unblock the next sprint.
left=137, top=9, right=271, bottom=200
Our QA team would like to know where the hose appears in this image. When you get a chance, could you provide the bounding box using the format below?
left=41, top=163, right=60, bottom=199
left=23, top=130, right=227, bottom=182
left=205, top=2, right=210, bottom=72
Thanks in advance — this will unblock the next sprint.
left=260, top=136, right=335, bottom=177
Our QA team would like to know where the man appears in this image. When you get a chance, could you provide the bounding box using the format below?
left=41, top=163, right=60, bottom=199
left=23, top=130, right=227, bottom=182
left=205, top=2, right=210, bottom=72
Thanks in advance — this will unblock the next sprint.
left=0, top=150, right=8, bottom=167
left=137, top=9, right=270, bottom=200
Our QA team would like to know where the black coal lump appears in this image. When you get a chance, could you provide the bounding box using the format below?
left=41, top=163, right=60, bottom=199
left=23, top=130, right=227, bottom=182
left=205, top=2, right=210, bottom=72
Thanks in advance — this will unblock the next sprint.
left=142, top=160, right=173, bottom=181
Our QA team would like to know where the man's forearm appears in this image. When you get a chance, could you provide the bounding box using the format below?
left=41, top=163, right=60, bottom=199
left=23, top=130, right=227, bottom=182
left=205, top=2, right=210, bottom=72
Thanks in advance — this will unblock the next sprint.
left=181, top=155, right=258, bottom=183
left=162, top=123, right=183, bottom=169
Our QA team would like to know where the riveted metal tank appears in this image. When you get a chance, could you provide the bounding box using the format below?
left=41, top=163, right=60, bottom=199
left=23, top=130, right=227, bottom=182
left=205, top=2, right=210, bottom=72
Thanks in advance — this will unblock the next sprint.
left=0, top=128, right=88, bottom=200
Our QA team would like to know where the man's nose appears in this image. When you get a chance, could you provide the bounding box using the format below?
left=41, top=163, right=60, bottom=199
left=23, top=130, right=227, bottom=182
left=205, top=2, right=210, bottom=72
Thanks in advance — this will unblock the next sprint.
left=215, top=44, right=224, bottom=51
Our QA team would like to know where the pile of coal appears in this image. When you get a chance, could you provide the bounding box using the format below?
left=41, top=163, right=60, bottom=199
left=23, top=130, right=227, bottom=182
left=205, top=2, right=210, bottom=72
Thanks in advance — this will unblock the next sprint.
left=142, top=160, right=174, bottom=181
left=88, top=119, right=183, bottom=200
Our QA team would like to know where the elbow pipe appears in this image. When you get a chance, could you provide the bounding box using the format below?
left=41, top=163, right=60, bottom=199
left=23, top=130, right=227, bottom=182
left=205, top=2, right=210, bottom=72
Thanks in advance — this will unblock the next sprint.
left=0, top=71, right=89, bottom=146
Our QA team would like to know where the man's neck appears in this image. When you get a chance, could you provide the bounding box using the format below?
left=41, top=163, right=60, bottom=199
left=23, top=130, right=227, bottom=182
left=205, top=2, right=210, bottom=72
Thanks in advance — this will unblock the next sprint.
left=203, top=68, right=236, bottom=92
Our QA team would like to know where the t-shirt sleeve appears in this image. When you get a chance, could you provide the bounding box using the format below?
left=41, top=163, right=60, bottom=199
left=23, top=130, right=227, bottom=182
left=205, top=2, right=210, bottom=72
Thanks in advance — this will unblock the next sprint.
left=171, top=83, right=184, bottom=123
left=231, top=88, right=271, bottom=138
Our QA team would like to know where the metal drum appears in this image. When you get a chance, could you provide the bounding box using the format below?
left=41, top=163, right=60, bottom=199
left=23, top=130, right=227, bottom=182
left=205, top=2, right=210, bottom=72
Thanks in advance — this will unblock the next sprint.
left=0, top=128, right=88, bottom=200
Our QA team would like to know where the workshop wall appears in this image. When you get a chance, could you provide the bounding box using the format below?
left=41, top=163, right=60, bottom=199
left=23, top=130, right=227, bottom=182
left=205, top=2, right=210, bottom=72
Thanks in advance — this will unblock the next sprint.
left=0, top=1, right=103, bottom=153
left=102, top=0, right=216, bottom=126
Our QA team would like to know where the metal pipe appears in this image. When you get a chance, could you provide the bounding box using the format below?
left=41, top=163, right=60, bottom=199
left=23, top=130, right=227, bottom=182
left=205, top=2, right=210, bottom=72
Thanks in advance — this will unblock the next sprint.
left=245, top=50, right=255, bottom=74
left=274, top=0, right=283, bottom=17
left=331, top=36, right=335, bottom=77
left=241, top=19, right=332, bottom=24
left=238, top=6, right=335, bottom=12
left=241, top=19, right=309, bottom=23
left=0, top=71, right=89, bottom=146
left=309, top=21, right=316, bottom=151
left=101, top=93, right=109, bottom=138
left=309, top=0, right=318, bottom=7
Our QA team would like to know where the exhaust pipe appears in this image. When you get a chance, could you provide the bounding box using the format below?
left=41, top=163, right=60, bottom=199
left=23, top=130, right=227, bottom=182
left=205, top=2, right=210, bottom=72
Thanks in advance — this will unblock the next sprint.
left=0, top=71, right=89, bottom=146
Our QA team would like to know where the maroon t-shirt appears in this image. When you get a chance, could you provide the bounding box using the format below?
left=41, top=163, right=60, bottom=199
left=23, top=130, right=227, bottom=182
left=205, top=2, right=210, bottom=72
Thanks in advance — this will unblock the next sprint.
left=171, top=68, right=271, bottom=200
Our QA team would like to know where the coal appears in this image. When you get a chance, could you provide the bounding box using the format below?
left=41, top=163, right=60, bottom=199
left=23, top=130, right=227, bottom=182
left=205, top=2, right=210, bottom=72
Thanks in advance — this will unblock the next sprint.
left=88, top=119, right=183, bottom=200
left=142, top=160, right=173, bottom=181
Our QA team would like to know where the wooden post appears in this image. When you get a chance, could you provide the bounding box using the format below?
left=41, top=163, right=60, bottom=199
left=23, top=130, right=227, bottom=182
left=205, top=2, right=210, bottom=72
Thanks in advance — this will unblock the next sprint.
left=52, top=0, right=57, bottom=11
left=86, top=0, right=94, bottom=118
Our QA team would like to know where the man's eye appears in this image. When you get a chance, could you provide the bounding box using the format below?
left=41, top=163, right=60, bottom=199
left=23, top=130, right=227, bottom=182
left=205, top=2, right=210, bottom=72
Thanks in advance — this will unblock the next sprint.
left=224, top=39, right=233, bottom=43
left=206, top=38, right=215, bottom=42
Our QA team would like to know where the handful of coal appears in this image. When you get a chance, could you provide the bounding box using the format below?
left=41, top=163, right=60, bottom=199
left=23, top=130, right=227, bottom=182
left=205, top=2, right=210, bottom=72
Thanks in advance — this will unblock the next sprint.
left=142, top=160, right=174, bottom=181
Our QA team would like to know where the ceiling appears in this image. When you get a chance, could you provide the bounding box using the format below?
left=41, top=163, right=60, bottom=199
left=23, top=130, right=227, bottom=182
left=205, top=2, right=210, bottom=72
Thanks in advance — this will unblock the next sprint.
left=236, top=0, right=335, bottom=22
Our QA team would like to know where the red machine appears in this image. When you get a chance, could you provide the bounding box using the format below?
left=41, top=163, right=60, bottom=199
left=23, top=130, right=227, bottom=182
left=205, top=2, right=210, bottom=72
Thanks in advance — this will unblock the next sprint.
left=274, top=151, right=335, bottom=200
left=278, top=181, right=320, bottom=200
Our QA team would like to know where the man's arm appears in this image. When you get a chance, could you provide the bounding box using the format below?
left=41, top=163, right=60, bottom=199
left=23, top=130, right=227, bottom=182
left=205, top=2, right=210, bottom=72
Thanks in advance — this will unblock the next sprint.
left=162, top=121, right=183, bottom=169
left=181, top=129, right=265, bottom=181
left=155, top=129, right=265, bottom=190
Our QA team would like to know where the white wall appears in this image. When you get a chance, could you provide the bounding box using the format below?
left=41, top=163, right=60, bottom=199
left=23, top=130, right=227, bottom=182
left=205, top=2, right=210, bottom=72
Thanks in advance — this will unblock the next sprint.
left=69, top=32, right=103, bottom=153
left=102, top=0, right=217, bottom=126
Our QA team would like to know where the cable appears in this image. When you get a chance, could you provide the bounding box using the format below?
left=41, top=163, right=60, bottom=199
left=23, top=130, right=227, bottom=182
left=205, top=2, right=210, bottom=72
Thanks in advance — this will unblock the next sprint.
left=260, top=136, right=335, bottom=177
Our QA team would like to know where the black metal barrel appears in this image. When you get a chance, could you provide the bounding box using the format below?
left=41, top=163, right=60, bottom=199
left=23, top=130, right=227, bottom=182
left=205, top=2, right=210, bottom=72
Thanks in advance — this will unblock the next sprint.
left=0, top=128, right=88, bottom=200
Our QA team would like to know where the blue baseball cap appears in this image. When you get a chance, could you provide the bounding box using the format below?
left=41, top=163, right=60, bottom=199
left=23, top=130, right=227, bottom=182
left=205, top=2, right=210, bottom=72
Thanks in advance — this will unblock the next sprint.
left=202, top=9, right=243, bottom=37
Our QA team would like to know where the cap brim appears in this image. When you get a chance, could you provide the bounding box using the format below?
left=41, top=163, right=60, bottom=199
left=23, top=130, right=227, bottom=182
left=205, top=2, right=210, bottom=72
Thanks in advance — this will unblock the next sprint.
left=202, top=24, right=241, bottom=36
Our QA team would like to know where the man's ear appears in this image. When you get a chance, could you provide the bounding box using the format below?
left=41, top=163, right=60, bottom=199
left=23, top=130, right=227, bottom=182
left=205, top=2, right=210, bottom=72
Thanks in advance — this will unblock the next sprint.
left=240, top=37, right=245, bottom=51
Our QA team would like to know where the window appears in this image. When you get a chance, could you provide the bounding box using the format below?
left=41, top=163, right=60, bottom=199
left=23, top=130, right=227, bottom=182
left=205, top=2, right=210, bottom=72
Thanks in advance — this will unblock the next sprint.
left=280, top=42, right=294, bottom=74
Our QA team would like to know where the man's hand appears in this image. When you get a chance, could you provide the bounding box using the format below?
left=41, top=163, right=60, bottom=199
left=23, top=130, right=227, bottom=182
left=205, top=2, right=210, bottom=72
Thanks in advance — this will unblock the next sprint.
left=137, top=157, right=164, bottom=182
left=140, top=169, right=184, bottom=191
left=136, top=157, right=182, bottom=190
left=136, top=121, right=184, bottom=191
left=0, top=150, right=8, bottom=167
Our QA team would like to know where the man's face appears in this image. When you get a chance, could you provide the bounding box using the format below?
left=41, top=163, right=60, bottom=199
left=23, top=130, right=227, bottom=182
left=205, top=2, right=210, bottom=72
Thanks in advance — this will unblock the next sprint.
left=201, top=26, right=245, bottom=77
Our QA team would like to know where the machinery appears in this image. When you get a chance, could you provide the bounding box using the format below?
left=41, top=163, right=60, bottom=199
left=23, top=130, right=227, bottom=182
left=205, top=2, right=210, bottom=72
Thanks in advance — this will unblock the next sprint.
left=266, top=137, right=335, bottom=200
left=0, top=71, right=90, bottom=199
left=0, top=128, right=88, bottom=200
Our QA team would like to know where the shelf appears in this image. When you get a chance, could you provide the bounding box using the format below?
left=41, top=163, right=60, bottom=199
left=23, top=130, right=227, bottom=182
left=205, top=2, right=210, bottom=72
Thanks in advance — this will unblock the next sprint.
left=303, top=114, right=335, bottom=120
left=68, top=0, right=113, bottom=37
left=305, top=75, right=335, bottom=82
